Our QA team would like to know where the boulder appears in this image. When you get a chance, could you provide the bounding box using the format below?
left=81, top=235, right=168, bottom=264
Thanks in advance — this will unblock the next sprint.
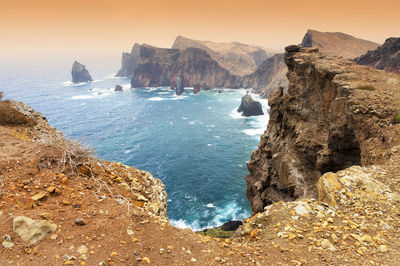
left=13, top=216, right=57, bottom=244
left=115, top=85, right=123, bottom=92
left=71, top=61, right=92, bottom=83
left=237, top=94, right=264, bottom=117
left=175, top=73, right=185, bottom=95
left=193, top=84, right=200, bottom=94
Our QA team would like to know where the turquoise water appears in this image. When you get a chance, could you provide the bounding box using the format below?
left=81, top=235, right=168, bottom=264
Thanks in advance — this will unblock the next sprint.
left=0, top=58, right=269, bottom=229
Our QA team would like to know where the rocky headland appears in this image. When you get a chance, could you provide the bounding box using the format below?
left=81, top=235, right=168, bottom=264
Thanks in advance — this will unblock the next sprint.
left=2, top=40, right=400, bottom=265
left=355, top=37, right=400, bottom=73
left=71, top=61, right=93, bottom=83
left=130, top=44, right=240, bottom=89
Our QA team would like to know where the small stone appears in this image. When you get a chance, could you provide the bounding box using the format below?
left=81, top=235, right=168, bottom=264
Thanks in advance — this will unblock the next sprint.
left=2, top=240, right=14, bottom=249
left=50, top=234, right=58, bottom=240
left=215, top=257, right=221, bottom=262
left=142, top=257, right=150, bottom=264
left=377, top=245, right=388, bottom=252
left=126, top=229, right=134, bottom=235
left=111, top=252, right=117, bottom=257
left=321, top=239, right=336, bottom=251
left=75, top=218, right=86, bottom=226
left=77, top=245, right=88, bottom=254
left=190, top=258, right=197, bottom=262
left=40, top=213, right=51, bottom=219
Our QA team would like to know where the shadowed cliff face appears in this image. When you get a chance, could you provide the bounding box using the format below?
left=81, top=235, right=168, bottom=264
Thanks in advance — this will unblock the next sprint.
left=246, top=46, right=400, bottom=213
left=116, top=43, right=141, bottom=78
left=240, top=53, right=288, bottom=95
left=355, top=37, right=400, bottom=73
left=130, top=45, right=240, bottom=88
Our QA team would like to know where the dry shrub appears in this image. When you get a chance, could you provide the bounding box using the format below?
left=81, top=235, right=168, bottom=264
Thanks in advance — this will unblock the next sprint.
left=0, top=92, right=3, bottom=100
left=57, top=138, right=95, bottom=173
left=0, top=101, right=36, bottom=126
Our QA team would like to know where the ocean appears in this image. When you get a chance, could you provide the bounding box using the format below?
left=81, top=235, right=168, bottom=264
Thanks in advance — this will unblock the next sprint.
left=0, top=57, right=269, bottom=230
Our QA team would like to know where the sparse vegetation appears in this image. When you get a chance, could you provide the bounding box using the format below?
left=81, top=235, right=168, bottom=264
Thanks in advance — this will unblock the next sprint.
left=0, top=91, right=3, bottom=100
left=56, top=138, right=95, bottom=173
left=357, top=85, right=376, bottom=91
left=392, top=113, right=400, bottom=124
left=197, top=227, right=236, bottom=238
left=0, top=100, right=37, bottom=126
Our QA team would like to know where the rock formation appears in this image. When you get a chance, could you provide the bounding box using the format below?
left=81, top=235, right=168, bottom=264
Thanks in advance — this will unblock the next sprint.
left=114, top=85, right=123, bottom=91
left=175, top=73, right=184, bottom=95
left=71, top=61, right=93, bottom=83
left=237, top=94, right=264, bottom=117
left=239, top=53, right=288, bottom=95
left=172, top=36, right=275, bottom=76
left=355, top=37, right=400, bottom=73
left=193, top=84, right=200, bottom=94
left=116, top=43, right=141, bottom=78
left=301, top=29, right=380, bottom=59
left=246, top=45, right=400, bottom=213
left=130, top=44, right=240, bottom=89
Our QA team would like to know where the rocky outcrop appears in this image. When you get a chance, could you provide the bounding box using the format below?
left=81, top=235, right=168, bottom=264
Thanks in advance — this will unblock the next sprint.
left=237, top=94, right=264, bottom=117
left=172, top=36, right=275, bottom=76
left=71, top=61, right=93, bottom=83
left=193, top=84, right=200, bottom=94
left=175, top=73, right=184, bottom=95
left=246, top=45, right=400, bottom=213
left=355, top=37, right=400, bottom=73
left=114, top=85, right=123, bottom=91
left=131, top=44, right=240, bottom=89
left=116, top=43, right=141, bottom=78
left=239, top=53, right=288, bottom=95
left=301, top=29, right=380, bottom=59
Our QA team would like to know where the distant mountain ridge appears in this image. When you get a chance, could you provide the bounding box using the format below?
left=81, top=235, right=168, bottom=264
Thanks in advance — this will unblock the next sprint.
left=172, top=36, right=276, bottom=76
left=116, top=31, right=381, bottom=97
left=302, top=29, right=380, bottom=59
left=354, top=37, right=400, bottom=73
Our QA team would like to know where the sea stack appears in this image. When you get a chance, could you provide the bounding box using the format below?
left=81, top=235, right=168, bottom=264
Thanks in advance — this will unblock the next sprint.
left=175, top=73, right=185, bottom=95
left=114, top=85, right=123, bottom=91
left=71, top=61, right=93, bottom=83
left=237, top=94, right=264, bottom=117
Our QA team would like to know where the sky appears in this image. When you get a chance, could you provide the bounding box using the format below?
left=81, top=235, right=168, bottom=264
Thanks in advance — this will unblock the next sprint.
left=1, top=0, right=399, bottom=61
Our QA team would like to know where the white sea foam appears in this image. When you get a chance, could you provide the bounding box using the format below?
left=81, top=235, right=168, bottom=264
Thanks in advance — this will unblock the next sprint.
left=182, top=116, right=188, bottom=120
left=189, top=121, right=196, bottom=125
left=207, top=144, right=212, bottom=147
left=206, top=203, right=216, bottom=208
left=148, top=97, right=164, bottom=101
left=158, top=92, right=170, bottom=95
left=63, top=81, right=87, bottom=87
left=71, top=95, right=95, bottom=100
left=124, top=150, right=131, bottom=154
left=214, top=136, right=220, bottom=138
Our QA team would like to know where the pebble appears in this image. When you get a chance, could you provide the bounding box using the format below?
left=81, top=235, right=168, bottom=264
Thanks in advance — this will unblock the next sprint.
left=77, top=245, right=88, bottom=254
left=190, top=258, right=197, bottom=262
left=142, top=257, right=150, bottom=264
left=75, top=218, right=86, bottom=226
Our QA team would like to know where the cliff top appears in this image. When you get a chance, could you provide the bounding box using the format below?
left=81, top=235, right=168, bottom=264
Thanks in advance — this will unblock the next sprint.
left=302, top=29, right=380, bottom=59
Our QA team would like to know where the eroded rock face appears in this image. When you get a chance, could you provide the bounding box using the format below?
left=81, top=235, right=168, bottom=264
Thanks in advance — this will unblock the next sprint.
left=130, top=44, right=240, bottom=89
left=237, top=94, right=264, bottom=117
left=246, top=46, right=400, bottom=214
left=13, top=216, right=57, bottom=244
left=71, top=61, right=92, bottom=83
left=355, top=37, right=400, bottom=73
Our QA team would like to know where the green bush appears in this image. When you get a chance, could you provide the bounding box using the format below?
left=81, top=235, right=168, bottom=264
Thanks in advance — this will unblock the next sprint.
left=357, top=85, right=376, bottom=91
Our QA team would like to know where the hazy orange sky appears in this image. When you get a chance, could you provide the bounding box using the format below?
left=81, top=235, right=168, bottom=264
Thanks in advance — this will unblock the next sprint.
left=1, top=0, right=399, bottom=60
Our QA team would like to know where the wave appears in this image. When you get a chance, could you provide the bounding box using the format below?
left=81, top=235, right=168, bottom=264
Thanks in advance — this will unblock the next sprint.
left=71, top=95, right=95, bottom=100
left=148, top=97, right=164, bottom=101
left=63, top=81, right=87, bottom=87
left=170, top=201, right=250, bottom=231
left=158, top=92, right=170, bottom=95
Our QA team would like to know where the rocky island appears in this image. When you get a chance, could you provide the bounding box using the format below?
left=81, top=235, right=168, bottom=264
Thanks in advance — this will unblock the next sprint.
left=71, top=61, right=93, bottom=83
left=237, top=94, right=264, bottom=117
